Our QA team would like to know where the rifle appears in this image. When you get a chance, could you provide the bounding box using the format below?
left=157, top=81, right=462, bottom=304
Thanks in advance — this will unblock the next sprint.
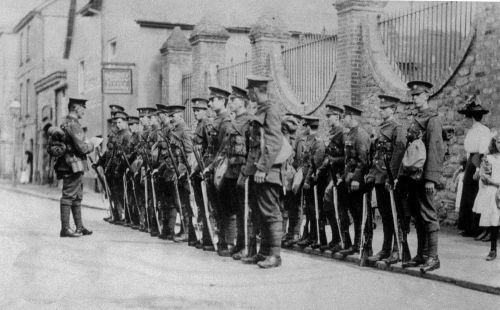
left=123, top=172, right=132, bottom=225
left=328, top=164, right=345, bottom=248
left=384, top=154, right=411, bottom=263
left=192, top=143, right=218, bottom=250
left=88, top=155, right=115, bottom=220
left=158, top=131, right=187, bottom=233
left=117, top=143, right=141, bottom=219
left=138, top=138, right=152, bottom=231
left=311, top=157, right=320, bottom=246
left=360, top=193, right=368, bottom=260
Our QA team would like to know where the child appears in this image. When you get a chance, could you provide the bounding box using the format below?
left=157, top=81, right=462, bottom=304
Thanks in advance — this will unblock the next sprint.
left=472, top=132, right=500, bottom=261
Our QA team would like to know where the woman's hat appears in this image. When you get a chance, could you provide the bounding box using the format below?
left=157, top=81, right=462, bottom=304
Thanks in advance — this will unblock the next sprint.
left=457, top=95, right=489, bottom=116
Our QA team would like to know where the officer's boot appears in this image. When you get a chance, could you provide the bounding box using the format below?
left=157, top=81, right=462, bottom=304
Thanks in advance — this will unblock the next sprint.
left=421, top=231, right=440, bottom=273
left=258, top=222, right=283, bottom=269
left=72, top=203, right=92, bottom=236
left=60, top=202, right=79, bottom=237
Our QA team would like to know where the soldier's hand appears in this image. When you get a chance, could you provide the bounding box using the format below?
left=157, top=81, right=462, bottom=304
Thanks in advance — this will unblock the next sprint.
left=303, top=182, right=311, bottom=190
left=350, top=180, right=360, bottom=192
left=254, top=170, right=266, bottom=184
left=425, top=181, right=435, bottom=195
left=237, top=174, right=247, bottom=189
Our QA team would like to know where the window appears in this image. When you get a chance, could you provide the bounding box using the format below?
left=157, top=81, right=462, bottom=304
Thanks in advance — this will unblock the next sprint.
left=78, top=60, right=85, bottom=94
left=19, top=32, right=23, bottom=66
left=26, top=26, right=30, bottom=62
left=108, top=40, right=117, bottom=61
left=26, top=79, right=30, bottom=117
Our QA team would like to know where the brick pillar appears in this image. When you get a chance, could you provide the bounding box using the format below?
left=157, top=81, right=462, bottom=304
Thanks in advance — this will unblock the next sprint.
left=333, top=0, right=384, bottom=106
left=161, top=26, right=192, bottom=106
left=249, top=11, right=290, bottom=77
left=189, top=16, right=230, bottom=97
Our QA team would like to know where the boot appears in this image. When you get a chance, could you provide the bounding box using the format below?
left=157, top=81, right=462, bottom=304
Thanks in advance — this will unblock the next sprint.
left=402, top=255, right=425, bottom=268
left=486, top=250, right=497, bottom=261
left=257, top=255, right=282, bottom=269
left=283, top=234, right=301, bottom=247
left=420, top=256, right=440, bottom=273
left=60, top=228, right=80, bottom=238
left=241, top=253, right=266, bottom=265
left=75, top=227, right=93, bottom=236
left=481, top=232, right=491, bottom=242
left=382, top=251, right=400, bottom=265
left=367, top=250, right=390, bottom=263
left=173, top=234, right=188, bottom=243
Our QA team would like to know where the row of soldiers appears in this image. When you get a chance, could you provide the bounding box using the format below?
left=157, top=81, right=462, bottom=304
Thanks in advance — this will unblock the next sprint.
left=93, top=76, right=443, bottom=272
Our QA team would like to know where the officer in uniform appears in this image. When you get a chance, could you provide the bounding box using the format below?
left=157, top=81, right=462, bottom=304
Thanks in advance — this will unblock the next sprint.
left=318, top=104, right=346, bottom=253
left=240, top=75, right=285, bottom=268
left=366, top=95, right=406, bottom=264
left=56, top=97, right=98, bottom=237
left=216, top=86, right=254, bottom=259
left=338, top=105, right=372, bottom=258
left=402, top=81, right=444, bottom=273
left=190, top=98, right=212, bottom=249
left=203, top=86, right=233, bottom=255
left=300, top=116, right=327, bottom=249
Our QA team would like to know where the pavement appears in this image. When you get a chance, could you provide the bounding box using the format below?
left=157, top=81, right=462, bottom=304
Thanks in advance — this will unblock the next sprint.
left=0, top=179, right=499, bottom=298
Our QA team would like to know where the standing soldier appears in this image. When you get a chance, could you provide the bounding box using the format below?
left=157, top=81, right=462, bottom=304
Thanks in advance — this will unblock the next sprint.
left=127, top=115, right=141, bottom=229
left=281, top=114, right=301, bottom=247
left=55, top=97, right=99, bottom=237
left=365, top=95, right=406, bottom=264
left=203, top=86, right=233, bottom=256
left=190, top=98, right=212, bottom=249
left=402, top=81, right=444, bottom=273
left=147, top=110, right=162, bottom=237
left=240, top=75, right=287, bottom=268
left=338, top=105, right=371, bottom=258
left=300, top=116, right=327, bottom=249
left=216, top=86, right=254, bottom=259
left=318, top=104, right=346, bottom=253
left=109, top=111, right=132, bottom=225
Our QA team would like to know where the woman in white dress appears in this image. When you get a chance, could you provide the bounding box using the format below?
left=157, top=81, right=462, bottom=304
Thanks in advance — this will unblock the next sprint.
left=473, top=132, right=500, bottom=261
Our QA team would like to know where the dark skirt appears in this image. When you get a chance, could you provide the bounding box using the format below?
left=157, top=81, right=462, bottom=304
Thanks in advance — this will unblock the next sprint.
left=457, top=153, right=481, bottom=233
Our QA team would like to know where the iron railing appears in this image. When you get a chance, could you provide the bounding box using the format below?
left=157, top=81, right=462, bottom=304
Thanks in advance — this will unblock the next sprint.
left=281, top=34, right=337, bottom=107
left=216, top=56, right=251, bottom=90
left=378, top=1, right=477, bottom=85
left=181, top=73, right=194, bottom=128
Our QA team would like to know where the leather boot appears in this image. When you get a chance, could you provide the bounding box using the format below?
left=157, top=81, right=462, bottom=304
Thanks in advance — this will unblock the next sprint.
left=257, top=255, right=282, bottom=269
left=173, top=234, right=188, bottom=243
left=420, top=256, right=440, bottom=273
left=402, top=255, right=425, bottom=268
left=75, top=227, right=93, bottom=236
left=241, top=253, right=266, bottom=265
left=382, top=251, right=400, bottom=265
left=368, top=250, right=390, bottom=263
left=486, top=250, right=497, bottom=261
left=283, top=234, right=300, bottom=247
left=60, top=228, right=80, bottom=238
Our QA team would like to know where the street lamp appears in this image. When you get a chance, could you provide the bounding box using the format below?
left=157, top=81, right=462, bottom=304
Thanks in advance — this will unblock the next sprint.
left=9, top=100, right=20, bottom=187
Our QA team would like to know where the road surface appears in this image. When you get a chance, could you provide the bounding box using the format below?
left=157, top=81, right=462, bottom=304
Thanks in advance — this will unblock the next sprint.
left=0, top=188, right=498, bottom=309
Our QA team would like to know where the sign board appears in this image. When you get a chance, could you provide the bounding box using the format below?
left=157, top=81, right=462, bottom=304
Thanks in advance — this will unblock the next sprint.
left=102, top=68, right=133, bottom=94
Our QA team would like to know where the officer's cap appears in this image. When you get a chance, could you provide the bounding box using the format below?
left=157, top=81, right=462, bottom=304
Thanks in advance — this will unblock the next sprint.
left=285, top=112, right=303, bottom=120
left=128, top=116, right=140, bottom=124
left=156, top=104, right=169, bottom=114
left=407, top=80, right=433, bottom=96
left=191, top=98, right=209, bottom=110
left=109, top=104, right=124, bottom=113
left=246, top=74, right=272, bottom=89
left=165, top=105, right=186, bottom=116
left=137, top=107, right=156, bottom=117
left=231, top=86, right=249, bottom=100
left=68, top=97, right=87, bottom=108
left=343, top=105, right=363, bottom=116
left=113, top=111, right=129, bottom=121
left=325, top=104, right=344, bottom=116
left=208, top=86, right=231, bottom=99
left=302, top=115, right=320, bottom=127
left=378, top=94, right=400, bottom=109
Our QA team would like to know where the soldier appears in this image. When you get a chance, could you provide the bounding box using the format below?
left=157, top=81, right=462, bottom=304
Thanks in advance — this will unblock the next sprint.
left=55, top=97, right=99, bottom=237
left=147, top=110, right=162, bottom=237
left=365, top=95, right=406, bottom=264
left=215, top=86, right=254, bottom=259
left=300, top=116, right=327, bottom=249
left=401, top=81, right=444, bottom=273
left=338, top=105, right=372, bottom=259
left=240, top=75, right=287, bottom=268
left=190, top=98, right=212, bottom=249
left=135, top=107, right=156, bottom=232
left=109, top=111, right=132, bottom=225
left=318, top=104, right=346, bottom=253
left=126, top=115, right=141, bottom=229
left=203, top=86, right=233, bottom=256
left=281, top=114, right=302, bottom=247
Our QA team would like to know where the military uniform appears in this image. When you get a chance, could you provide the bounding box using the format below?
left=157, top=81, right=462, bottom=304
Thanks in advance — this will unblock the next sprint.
left=55, top=98, right=95, bottom=237
left=127, top=120, right=142, bottom=229
left=338, top=105, right=371, bottom=257
left=366, top=95, right=406, bottom=262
